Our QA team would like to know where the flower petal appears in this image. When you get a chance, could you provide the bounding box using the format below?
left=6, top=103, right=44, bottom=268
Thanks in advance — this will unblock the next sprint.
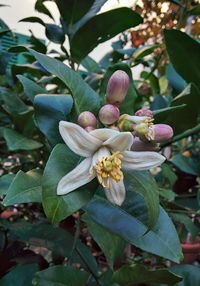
left=90, top=128, right=119, bottom=142
left=59, top=121, right=102, bottom=157
left=104, top=179, right=126, bottom=206
left=103, top=132, right=133, bottom=151
left=121, top=150, right=166, bottom=170
left=57, top=157, right=94, bottom=195
left=91, top=147, right=110, bottom=168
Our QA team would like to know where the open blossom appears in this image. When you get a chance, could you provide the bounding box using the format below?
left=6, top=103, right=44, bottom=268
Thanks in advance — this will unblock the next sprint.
left=57, top=121, right=166, bottom=206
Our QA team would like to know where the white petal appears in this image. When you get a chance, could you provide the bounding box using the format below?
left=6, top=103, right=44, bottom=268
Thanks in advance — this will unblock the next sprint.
left=59, top=121, right=102, bottom=157
left=121, top=150, right=166, bottom=170
left=57, top=158, right=94, bottom=195
left=127, top=115, right=148, bottom=124
left=103, top=132, right=133, bottom=151
left=90, top=128, right=119, bottom=142
left=104, top=179, right=126, bottom=206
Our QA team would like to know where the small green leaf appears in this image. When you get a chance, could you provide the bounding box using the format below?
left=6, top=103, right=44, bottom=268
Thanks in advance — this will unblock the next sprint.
left=33, top=265, right=89, bottom=286
left=3, top=128, right=43, bottom=151
left=133, top=44, right=160, bottom=60
left=172, top=213, right=199, bottom=239
left=3, top=169, right=42, bottom=206
left=113, top=264, right=182, bottom=285
left=17, top=75, right=46, bottom=103
left=34, top=94, right=73, bottom=146
left=42, top=144, right=98, bottom=223
left=71, top=8, right=142, bottom=62
left=29, top=49, right=100, bottom=114
left=171, top=154, right=199, bottom=176
left=84, top=214, right=126, bottom=270
left=19, top=16, right=45, bottom=26
left=188, top=4, right=200, bottom=16
left=0, top=174, right=15, bottom=196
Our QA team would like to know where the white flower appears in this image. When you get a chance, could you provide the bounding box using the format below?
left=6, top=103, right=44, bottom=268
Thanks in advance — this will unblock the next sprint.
left=57, top=121, right=166, bottom=206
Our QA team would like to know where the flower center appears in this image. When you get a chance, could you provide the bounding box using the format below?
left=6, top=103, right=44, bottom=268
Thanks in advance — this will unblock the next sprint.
left=93, top=152, right=124, bottom=189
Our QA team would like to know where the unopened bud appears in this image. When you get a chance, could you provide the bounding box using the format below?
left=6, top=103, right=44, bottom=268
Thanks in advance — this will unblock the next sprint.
left=85, top=126, right=95, bottom=132
left=106, top=70, right=129, bottom=107
left=99, top=104, right=120, bottom=125
left=118, top=119, right=134, bottom=132
left=131, top=137, right=159, bottom=151
left=78, top=111, right=97, bottom=128
left=152, top=124, right=173, bottom=142
left=135, top=108, right=153, bottom=118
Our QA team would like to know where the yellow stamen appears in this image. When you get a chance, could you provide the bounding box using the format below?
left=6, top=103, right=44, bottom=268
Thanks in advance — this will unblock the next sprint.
left=92, top=152, right=124, bottom=189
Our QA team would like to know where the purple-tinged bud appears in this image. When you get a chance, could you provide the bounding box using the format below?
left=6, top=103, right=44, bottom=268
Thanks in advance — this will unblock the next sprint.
left=99, top=104, right=120, bottom=125
left=106, top=70, right=129, bottom=107
left=152, top=124, right=173, bottom=142
left=131, top=137, right=159, bottom=151
left=85, top=126, right=95, bottom=132
left=135, top=108, right=153, bottom=118
left=78, top=111, right=97, bottom=128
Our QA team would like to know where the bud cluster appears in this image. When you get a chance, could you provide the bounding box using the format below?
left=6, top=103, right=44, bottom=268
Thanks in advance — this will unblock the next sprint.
left=76, top=69, right=174, bottom=151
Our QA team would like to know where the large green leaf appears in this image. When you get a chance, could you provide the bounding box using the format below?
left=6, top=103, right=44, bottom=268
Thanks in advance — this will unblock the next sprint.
left=164, top=30, right=200, bottom=88
left=171, top=154, right=199, bottom=176
left=33, top=265, right=89, bottom=286
left=84, top=214, right=126, bottom=270
left=3, top=169, right=42, bottom=206
left=34, top=94, right=73, bottom=146
left=112, top=264, right=182, bottom=285
left=3, top=128, right=43, bottom=151
left=17, top=75, right=46, bottom=103
left=0, top=264, right=39, bottom=286
left=84, top=193, right=183, bottom=263
left=0, top=174, right=15, bottom=196
left=42, top=144, right=98, bottom=223
left=70, top=8, right=142, bottom=62
left=29, top=49, right=100, bottom=114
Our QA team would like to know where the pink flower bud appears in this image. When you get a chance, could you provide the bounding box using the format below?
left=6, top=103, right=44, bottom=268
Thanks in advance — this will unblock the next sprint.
left=78, top=111, right=97, bottom=128
left=131, top=137, right=159, bottom=151
left=106, top=70, right=129, bottom=107
left=99, top=104, right=120, bottom=125
left=85, top=126, right=95, bottom=132
left=135, top=108, right=153, bottom=118
left=152, top=124, right=173, bottom=142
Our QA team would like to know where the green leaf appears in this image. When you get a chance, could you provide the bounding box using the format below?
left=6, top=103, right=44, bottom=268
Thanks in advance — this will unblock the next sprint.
left=35, top=0, right=54, bottom=20
left=172, top=213, right=199, bottom=239
left=133, top=44, right=160, bottom=60
left=161, top=265, right=200, bottom=286
left=85, top=193, right=183, bottom=263
left=55, top=0, right=94, bottom=27
left=3, top=169, right=42, bottom=206
left=83, top=214, right=126, bottom=270
left=3, top=128, right=43, bottom=151
left=164, top=29, right=200, bottom=88
left=0, top=174, right=15, bottom=196
left=0, top=264, right=39, bottom=286
left=34, top=94, right=73, bottom=146
left=19, top=16, right=45, bottom=26
left=29, top=49, right=100, bottom=114
left=33, top=265, right=89, bottom=286
left=125, top=171, right=160, bottom=229
left=45, top=24, right=65, bottom=44
left=171, top=154, right=199, bottom=176
left=17, top=75, right=46, bottom=103
left=81, top=56, right=101, bottom=73
left=112, top=264, right=182, bottom=285
left=188, top=4, right=200, bottom=16
left=42, top=144, right=98, bottom=223
left=70, top=8, right=142, bottom=62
